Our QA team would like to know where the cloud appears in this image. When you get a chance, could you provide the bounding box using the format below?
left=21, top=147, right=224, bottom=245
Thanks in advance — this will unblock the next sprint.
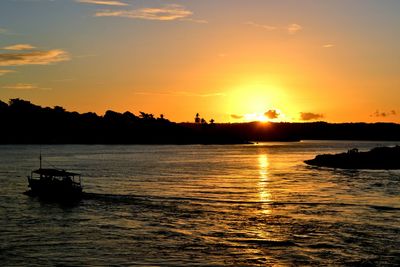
left=265, top=109, right=279, bottom=119
left=3, top=44, right=36, bottom=51
left=246, top=22, right=303, bottom=35
left=372, top=110, right=397, bottom=118
left=0, top=27, right=19, bottom=36
left=0, top=70, right=15, bottom=76
left=181, top=18, right=208, bottom=24
left=76, top=0, right=128, bottom=6
left=231, top=114, right=243, bottom=119
left=245, top=21, right=276, bottom=31
left=323, top=44, right=335, bottom=48
left=3, top=83, right=38, bottom=90
left=0, top=49, right=70, bottom=66
left=2, top=83, right=52, bottom=91
left=375, top=111, right=387, bottom=117
left=300, top=112, right=324, bottom=121
left=95, top=4, right=195, bottom=21
left=287, top=23, right=302, bottom=34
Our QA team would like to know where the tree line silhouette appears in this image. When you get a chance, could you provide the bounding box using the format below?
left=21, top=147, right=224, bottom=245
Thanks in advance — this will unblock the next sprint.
left=0, top=99, right=243, bottom=144
left=0, top=99, right=399, bottom=144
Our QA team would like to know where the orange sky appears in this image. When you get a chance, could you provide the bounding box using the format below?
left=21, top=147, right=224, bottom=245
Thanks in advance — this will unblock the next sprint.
left=0, top=0, right=399, bottom=123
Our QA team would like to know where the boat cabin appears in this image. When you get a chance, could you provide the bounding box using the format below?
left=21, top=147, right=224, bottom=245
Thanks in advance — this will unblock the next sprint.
left=27, top=168, right=83, bottom=200
left=30, top=168, right=81, bottom=186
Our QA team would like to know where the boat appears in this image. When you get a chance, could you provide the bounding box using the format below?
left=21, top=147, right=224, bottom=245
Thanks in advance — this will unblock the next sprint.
left=25, top=155, right=83, bottom=201
left=304, top=146, right=400, bottom=170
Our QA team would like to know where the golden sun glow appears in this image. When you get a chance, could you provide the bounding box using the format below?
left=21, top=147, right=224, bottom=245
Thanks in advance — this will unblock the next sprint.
left=2, top=2, right=398, bottom=123
left=224, top=78, right=293, bottom=122
left=244, top=113, right=269, bottom=122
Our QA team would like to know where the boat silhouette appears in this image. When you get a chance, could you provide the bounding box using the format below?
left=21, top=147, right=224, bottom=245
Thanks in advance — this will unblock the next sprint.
left=25, top=154, right=83, bottom=201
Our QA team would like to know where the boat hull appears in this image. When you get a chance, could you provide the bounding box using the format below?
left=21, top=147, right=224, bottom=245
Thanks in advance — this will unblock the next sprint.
left=27, top=178, right=82, bottom=201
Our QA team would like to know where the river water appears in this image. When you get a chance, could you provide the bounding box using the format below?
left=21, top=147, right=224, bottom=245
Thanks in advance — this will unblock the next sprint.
left=1, top=141, right=399, bottom=266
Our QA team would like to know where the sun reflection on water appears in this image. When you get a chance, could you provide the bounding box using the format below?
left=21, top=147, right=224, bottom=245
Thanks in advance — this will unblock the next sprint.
left=258, top=154, right=272, bottom=214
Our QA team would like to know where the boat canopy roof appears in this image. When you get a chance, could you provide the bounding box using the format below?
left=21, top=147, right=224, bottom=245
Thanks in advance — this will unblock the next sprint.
left=32, top=168, right=80, bottom=177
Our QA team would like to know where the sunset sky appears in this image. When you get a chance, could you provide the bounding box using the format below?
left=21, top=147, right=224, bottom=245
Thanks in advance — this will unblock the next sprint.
left=0, top=0, right=399, bottom=123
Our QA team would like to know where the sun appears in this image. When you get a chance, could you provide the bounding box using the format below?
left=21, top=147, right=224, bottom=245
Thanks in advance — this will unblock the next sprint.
left=225, top=79, right=290, bottom=122
left=244, top=113, right=270, bottom=122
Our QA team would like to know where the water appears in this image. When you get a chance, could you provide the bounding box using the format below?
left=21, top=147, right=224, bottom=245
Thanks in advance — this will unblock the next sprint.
left=1, top=141, right=400, bottom=266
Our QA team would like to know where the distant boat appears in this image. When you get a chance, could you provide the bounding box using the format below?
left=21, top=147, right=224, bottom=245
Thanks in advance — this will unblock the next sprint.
left=25, top=155, right=83, bottom=201
left=304, top=146, right=400, bottom=170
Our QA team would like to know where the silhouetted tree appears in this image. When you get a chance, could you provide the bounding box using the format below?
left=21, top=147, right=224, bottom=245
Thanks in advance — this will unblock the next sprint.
left=104, top=110, right=123, bottom=121
left=139, top=111, right=154, bottom=120
left=54, top=106, right=65, bottom=113
left=1, top=98, right=400, bottom=144
left=0, top=100, right=8, bottom=110
left=123, top=111, right=138, bottom=121
left=9, top=98, right=40, bottom=113
left=195, top=113, right=200, bottom=124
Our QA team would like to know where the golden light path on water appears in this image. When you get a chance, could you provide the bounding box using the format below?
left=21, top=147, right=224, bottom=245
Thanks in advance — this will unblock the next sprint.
left=258, top=154, right=272, bottom=215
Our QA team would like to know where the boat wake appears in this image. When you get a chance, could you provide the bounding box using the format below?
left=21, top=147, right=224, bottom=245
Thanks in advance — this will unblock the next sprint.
left=81, top=192, right=400, bottom=212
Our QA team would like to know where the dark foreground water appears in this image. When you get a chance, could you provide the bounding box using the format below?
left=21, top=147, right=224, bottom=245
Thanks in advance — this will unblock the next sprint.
left=1, top=141, right=400, bottom=266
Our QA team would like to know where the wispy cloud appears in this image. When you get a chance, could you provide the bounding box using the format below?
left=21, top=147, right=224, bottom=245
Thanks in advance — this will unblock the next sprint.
left=2, top=82, right=52, bottom=91
left=300, top=112, right=324, bottom=121
left=287, top=23, right=302, bottom=34
left=0, top=49, right=70, bottom=66
left=245, top=21, right=276, bottom=31
left=246, top=21, right=303, bottom=35
left=323, top=44, right=335, bottom=48
left=95, top=4, right=199, bottom=22
left=231, top=114, right=243, bottom=120
left=372, top=110, right=397, bottom=118
left=3, top=83, right=38, bottom=90
left=0, top=27, right=19, bottom=36
left=3, top=44, right=36, bottom=51
left=181, top=18, right=208, bottom=24
left=0, top=70, right=15, bottom=76
left=76, top=0, right=128, bottom=6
